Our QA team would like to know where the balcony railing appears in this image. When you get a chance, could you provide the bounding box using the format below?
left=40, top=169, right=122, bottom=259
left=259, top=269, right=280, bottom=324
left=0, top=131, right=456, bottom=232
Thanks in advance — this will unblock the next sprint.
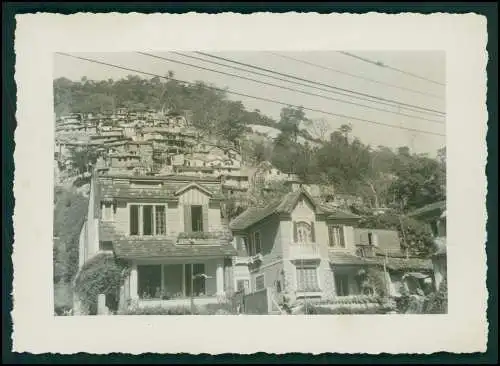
left=289, top=243, right=321, bottom=260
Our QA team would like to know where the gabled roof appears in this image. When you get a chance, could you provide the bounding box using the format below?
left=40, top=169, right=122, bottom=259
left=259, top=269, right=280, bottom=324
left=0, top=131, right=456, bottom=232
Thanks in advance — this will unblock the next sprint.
left=174, top=182, right=214, bottom=197
left=229, top=188, right=324, bottom=231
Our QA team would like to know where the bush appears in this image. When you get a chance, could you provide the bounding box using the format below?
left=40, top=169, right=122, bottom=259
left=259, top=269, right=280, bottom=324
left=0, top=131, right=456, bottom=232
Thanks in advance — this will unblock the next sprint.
left=303, top=305, right=390, bottom=315
left=424, top=277, right=448, bottom=314
left=74, top=253, right=130, bottom=315
left=119, top=305, right=195, bottom=315
left=73, top=175, right=91, bottom=188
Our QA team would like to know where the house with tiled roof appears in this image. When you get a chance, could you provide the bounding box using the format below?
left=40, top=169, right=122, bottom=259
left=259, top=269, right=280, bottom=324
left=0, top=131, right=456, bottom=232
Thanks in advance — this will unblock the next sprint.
left=408, top=200, right=447, bottom=290
left=228, top=185, right=433, bottom=304
left=77, top=172, right=237, bottom=310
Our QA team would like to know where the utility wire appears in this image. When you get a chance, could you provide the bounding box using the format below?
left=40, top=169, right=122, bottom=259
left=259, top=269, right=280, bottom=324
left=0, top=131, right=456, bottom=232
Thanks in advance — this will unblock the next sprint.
left=170, top=51, right=444, bottom=119
left=139, top=52, right=444, bottom=125
left=337, top=51, right=446, bottom=86
left=55, top=52, right=445, bottom=137
left=196, top=51, right=445, bottom=116
left=266, top=51, right=444, bottom=100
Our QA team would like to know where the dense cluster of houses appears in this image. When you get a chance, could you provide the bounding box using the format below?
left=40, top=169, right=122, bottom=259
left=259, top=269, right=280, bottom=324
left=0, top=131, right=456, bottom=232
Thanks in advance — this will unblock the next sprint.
left=56, top=108, right=447, bottom=314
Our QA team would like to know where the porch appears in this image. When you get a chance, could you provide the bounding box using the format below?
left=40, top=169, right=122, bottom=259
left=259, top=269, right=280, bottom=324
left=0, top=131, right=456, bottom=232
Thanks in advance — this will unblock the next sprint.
left=126, top=257, right=229, bottom=307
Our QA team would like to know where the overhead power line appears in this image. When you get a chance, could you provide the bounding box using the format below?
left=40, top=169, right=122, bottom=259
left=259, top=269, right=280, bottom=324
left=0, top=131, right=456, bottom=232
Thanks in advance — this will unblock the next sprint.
left=337, top=51, right=446, bottom=86
left=139, top=51, right=444, bottom=125
left=266, top=51, right=444, bottom=100
left=55, top=52, right=445, bottom=137
left=170, top=51, right=444, bottom=119
left=195, top=51, right=445, bottom=116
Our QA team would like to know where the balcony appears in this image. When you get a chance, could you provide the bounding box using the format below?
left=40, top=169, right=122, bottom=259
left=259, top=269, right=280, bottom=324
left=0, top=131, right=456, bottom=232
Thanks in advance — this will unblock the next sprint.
left=289, top=243, right=321, bottom=260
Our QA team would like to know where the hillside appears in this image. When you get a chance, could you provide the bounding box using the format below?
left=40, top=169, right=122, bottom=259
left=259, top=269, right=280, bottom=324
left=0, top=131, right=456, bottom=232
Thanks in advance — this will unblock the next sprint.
left=54, top=74, right=446, bottom=213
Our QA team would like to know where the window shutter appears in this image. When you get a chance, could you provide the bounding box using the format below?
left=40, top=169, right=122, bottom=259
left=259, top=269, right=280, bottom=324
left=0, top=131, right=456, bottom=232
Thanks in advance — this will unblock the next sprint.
left=293, top=221, right=298, bottom=242
left=328, top=226, right=334, bottom=247
left=184, top=205, right=192, bottom=233
left=202, top=204, right=209, bottom=232
left=310, top=221, right=316, bottom=242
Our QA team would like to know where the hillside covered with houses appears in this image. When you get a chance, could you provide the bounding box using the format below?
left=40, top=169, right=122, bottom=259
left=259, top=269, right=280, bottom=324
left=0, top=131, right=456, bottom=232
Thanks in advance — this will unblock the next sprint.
left=53, top=74, right=447, bottom=316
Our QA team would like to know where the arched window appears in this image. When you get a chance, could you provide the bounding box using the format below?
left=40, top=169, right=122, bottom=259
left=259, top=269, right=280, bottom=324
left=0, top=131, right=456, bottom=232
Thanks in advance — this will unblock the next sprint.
left=296, top=221, right=313, bottom=243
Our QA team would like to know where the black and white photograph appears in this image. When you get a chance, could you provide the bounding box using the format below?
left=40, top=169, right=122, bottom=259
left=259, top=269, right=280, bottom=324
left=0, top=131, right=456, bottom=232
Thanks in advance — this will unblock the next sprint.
left=12, top=12, right=488, bottom=355
left=52, top=50, right=448, bottom=317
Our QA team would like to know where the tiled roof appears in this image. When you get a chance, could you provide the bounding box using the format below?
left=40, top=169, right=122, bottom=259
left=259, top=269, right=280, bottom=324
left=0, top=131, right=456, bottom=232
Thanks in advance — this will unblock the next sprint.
left=229, top=188, right=359, bottom=231
left=324, top=208, right=361, bottom=220
left=383, top=256, right=433, bottom=271
left=329, top=252, right=433, bottom=271
left=113, top=237, right=237, bottom=259
left=97, top=177, right=225, bottom=201
left=329, top=252, right=377, bottom=266
left=407, top=200, right=446, bottom=218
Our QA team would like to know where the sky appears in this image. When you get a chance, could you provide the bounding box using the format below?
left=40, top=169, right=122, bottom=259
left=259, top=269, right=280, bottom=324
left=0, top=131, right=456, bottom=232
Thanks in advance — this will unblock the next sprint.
left=53, top=51, right=446, bottom=156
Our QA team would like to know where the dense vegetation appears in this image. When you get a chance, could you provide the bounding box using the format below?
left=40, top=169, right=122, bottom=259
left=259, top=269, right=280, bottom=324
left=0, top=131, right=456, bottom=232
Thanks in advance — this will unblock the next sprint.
left=53, top=186, right=89, bottom=283
left=54, top=74, right=445, bottom=214
left=74, top=252, right=130, bottom=315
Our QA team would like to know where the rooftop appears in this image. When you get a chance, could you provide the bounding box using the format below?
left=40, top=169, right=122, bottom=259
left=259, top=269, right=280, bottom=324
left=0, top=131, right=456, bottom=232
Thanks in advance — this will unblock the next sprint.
left=113, top=236, right=237, bottom=259
left=229, top=188, right=358, bottom=231
left=407, top=200, right=446, bottom=219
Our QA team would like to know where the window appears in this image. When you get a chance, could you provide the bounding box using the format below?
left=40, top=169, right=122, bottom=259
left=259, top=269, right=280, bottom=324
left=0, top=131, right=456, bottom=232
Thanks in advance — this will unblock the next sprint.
left=143, top=205, right=153, bottom=235
left=368, top=232, right=378, bottom=246
left=237, top=279, right=249, bottom=292
left=255, top=275, right=265, bottom=291
left=328, top=225, right=345, bottom=248
left=296, top=265, right=320, bottom=292
left=294, top=221, right=315, bottom=243
left=335, top=274, right=349, bottom=296
left=129, top=205, right=139, bottom=235
left=155, top=206, right=166, bottom=235
left=138, top=265, right=162, bottom=299
left=191, top=205, right=203, bottom=232
left=254, top=232, right=262, bottom=254
left=99, top=241, right=113, bottom=251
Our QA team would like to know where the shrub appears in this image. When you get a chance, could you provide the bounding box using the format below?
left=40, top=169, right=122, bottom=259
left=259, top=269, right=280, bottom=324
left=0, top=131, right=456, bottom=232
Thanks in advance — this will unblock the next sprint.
left=303, top=305, right=390, bottom=315
left=201, top=302, right=235, bottom=315
left=178, top=231, right=220, bottom=240
left=74, top=253, right=130, bottom=315
left=424, top=277, right=448, bottom=314
left=119, top=305, right=195, bottom=315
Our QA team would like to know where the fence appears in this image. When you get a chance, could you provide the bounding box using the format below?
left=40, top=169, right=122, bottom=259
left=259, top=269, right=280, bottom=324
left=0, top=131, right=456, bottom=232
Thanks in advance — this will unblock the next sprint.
left=231, top=288, right=283, bottom=315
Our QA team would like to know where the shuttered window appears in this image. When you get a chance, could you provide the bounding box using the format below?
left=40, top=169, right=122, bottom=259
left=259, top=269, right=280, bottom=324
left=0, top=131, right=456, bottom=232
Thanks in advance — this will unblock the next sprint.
left=155, top=206, right=166, bottom=235
left=255, top=275, right=265, bottom=291
left=129, top=205, right=139, bottom=235
left=184, top=204, right=192, bottom=233
left=254, top=231, right=262, bottom=254
left=295, top=221, right=313, bottom=243
left=143, top=205, right=153, bottom=235
left=296, top=265, right=320, bottom=292
left=328, top=225, right=346, bottom=248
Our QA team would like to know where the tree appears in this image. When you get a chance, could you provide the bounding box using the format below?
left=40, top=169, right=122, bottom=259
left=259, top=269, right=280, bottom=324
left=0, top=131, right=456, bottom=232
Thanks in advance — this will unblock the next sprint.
left=278, top=106, right=307, bottom=143
left=67, top=146, right=99, bottom=174
left=304, top=118, right=330, bottom=142
left=53, top=187, right=89, bottom=283
left=358, top=212, right=435, bottom=256
left=389, top=152, right=446, bottom=212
